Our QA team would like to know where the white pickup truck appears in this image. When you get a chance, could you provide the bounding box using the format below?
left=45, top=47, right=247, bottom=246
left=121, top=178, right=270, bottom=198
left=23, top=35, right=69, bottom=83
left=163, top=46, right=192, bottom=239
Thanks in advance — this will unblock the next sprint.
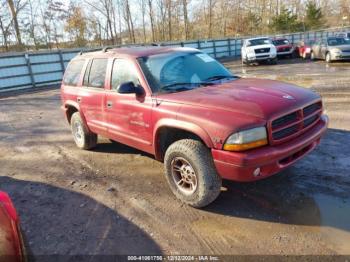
left=241, top=37, right=277, bottom=65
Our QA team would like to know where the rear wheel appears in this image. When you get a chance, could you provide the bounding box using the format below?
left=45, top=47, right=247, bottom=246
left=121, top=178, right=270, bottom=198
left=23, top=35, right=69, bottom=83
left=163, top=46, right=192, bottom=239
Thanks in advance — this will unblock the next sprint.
left=71, top=112, right=97, bottom=150
left=164, top=139, right=222, bottom=208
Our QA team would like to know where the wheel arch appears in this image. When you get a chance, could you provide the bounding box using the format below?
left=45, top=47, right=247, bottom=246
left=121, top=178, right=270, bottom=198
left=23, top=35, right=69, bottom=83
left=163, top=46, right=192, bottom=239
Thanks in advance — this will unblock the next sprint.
left=153, top=119, right=214, bottom=161
left=63, top=101, right=87, bottom=126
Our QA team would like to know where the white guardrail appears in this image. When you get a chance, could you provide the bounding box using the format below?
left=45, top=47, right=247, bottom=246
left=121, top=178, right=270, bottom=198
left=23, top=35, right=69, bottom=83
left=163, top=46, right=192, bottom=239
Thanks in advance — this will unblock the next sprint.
left=0, top=26, right=349, bottom=93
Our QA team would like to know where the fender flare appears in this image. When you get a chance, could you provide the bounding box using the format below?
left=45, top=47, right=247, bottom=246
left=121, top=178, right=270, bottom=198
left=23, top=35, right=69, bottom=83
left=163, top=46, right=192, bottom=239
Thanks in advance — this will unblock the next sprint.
left=153, top=118, right=214, bottom=160
left=63, top=101, right=88, bottom=129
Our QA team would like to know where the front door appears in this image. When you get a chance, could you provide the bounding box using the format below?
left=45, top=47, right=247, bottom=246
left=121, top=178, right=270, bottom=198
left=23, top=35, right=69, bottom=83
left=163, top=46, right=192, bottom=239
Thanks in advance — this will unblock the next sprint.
left=105, top=58, right=153, bottom=153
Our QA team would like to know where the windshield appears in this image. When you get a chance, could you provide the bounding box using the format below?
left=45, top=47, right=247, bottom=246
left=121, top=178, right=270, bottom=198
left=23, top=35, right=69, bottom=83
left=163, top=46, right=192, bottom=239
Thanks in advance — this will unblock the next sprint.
left=247, top=38, right=271, bottom=46
left=272, top=39, right=290, bottom=45
left=327, top=38, right=350, bottom=46
left=137, top=51, right=236, bottom=93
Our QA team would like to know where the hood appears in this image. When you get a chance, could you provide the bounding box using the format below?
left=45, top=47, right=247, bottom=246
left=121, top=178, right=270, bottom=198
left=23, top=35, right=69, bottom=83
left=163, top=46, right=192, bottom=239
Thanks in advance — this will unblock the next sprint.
left=330, top=45, right=350, bottom=51
left=156, top=78, right=320, bottom=120
left=251, top=44, right=274, bottom=49
left=276, top=44, right=293, bottom=49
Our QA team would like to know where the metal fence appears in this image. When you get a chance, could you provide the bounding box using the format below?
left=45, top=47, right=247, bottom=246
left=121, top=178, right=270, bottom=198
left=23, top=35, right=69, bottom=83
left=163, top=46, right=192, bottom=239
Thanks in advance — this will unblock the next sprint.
left=1, top=26, right=350, bottom=93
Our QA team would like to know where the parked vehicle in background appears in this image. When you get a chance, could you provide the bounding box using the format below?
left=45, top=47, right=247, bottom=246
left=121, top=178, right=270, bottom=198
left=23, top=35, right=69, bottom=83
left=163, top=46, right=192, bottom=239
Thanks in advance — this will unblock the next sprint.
left=272, top=38, right=295, bottom=58
left=0, top=191, right=25, bottom=262
left=241, top=37, right=277, bottom=65
left=311, top=37, right=350, bottom=63
left=295, top=40, right=316, bottom=59
left=335, top=32, right=350, bottom=39
left=61, top=47, right=328, bottom=207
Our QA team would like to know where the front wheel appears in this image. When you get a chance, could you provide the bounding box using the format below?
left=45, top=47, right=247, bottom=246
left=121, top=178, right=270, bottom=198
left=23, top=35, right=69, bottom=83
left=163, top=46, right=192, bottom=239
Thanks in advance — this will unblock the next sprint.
left=325, top=52, right=332, bottom=63
left=70, top=112, right=97, bottom=150
left=310, top=52, right=315, bottom=60
left=164, top=139, right=222, bottom=208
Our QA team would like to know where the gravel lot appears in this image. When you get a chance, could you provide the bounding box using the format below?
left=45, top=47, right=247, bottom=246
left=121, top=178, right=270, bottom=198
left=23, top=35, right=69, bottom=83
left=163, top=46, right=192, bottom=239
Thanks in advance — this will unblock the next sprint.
left=0, top=58, right=350, bottom=259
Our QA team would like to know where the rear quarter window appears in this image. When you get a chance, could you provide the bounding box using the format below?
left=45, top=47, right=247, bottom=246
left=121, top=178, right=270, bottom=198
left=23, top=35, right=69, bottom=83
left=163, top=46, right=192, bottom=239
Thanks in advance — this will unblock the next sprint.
left=63, top=60, right=85, bottom=86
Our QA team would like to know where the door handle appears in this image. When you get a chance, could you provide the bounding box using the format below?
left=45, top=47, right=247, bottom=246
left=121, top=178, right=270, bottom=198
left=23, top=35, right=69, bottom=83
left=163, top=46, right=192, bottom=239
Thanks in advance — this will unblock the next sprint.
left=77, top=97, right=82, bottom=103
left=107, top=101, right=113, bottom=108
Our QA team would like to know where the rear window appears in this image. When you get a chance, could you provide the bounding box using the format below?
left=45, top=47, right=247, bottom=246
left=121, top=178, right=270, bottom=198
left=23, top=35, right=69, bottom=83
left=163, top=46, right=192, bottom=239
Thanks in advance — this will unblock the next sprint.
left=84, top=58, right=108, bottom=88
left=63, top=60, right=85, bottom=86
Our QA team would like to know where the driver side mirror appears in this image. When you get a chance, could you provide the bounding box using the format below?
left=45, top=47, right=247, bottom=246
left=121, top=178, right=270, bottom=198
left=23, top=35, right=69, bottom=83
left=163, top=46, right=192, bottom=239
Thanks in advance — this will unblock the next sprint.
left=117, top=81, right=144, bottom=96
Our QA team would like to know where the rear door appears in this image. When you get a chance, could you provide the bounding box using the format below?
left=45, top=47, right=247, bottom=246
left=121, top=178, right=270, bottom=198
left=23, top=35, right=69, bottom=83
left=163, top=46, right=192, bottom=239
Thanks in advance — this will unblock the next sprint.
left=79, top=58, right=108, bottom=135
left=105, top=58, right=153, bottom=153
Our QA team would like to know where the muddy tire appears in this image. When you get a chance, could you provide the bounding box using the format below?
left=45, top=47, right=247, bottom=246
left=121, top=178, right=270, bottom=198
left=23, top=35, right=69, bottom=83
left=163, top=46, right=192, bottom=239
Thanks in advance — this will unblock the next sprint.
left=70, top=112, right=97, bottom=150
left=164, top=139, right=222, bottom=208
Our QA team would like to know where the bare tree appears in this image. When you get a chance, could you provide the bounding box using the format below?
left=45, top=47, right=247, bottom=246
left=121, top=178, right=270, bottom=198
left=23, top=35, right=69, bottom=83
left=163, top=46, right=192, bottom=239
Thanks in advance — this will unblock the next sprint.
left=148, top=0, right=156, bottom=42
left=7, top=0, right=27, bottom=49
left=182, top=0, right=190, bottom=40
left=84, top=0, right=116, bottom=44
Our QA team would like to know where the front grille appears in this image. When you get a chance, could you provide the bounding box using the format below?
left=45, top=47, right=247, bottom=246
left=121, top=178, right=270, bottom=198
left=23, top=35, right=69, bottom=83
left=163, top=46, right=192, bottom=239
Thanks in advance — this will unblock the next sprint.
left=273, top=124, right=299, bottom=140
left=254, top=48, right=270, bottom=54
left=304, top=114, right=319, bottom=127
left=272, top=112, right=298, bottom=129
left=270, top=102, right=322, bottom=142
left=279, top=47, right=291, bottom=52
left=303, top=102, right=321, bottom=116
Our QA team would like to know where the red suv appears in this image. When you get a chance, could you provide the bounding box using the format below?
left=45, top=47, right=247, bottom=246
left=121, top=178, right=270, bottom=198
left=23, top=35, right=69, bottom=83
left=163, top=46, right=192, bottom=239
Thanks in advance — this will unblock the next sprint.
left=61, top=47, right=328, bottom=207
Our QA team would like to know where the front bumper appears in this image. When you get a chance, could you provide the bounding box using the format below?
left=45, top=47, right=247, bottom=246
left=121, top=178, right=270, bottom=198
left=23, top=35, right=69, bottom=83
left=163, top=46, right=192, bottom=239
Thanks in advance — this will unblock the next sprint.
left=212, top=115, right=328, bottom=182
left=277, top=50, right=294, bottom=56
left=247, top=55, right=276, bottom=62
left=332, top=53, right=350, bottom=61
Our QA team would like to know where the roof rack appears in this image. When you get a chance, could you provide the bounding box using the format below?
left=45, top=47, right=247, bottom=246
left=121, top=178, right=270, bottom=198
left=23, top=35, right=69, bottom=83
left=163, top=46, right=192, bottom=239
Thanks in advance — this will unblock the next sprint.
left=78, top=48, right=101, bottom=55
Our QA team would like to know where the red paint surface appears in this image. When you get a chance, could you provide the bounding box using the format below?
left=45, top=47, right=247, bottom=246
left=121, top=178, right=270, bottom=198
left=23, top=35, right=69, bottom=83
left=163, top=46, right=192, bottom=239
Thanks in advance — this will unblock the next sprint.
left=61, top=47, right=328, bottom=182
left=0, top=192, right=24, bottom=262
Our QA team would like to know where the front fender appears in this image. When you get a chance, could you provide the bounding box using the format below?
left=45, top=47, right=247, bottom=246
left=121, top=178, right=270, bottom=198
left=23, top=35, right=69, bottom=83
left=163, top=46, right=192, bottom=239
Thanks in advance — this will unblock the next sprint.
left=153, top=118, right=214, bottom=160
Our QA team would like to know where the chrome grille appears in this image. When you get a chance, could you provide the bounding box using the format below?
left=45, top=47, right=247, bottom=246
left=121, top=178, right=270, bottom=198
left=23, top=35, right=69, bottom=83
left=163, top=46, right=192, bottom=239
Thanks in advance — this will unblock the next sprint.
left=271, top=102, right=322, bottom=143
left=254, top=48, right=270, bottom=54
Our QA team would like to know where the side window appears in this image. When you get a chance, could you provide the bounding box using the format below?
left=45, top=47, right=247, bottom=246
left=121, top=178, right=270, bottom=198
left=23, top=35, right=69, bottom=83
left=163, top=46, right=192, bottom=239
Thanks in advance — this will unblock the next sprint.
left=111, top=59, right=140, bottom=91
left=85, top=58, right=108, bottom=88
left=63, top=60, right=85, bottom=86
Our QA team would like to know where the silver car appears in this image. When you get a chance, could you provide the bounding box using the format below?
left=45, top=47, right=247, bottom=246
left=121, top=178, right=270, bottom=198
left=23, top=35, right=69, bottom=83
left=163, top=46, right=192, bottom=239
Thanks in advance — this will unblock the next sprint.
left=311, top=37, right=350, bottom=63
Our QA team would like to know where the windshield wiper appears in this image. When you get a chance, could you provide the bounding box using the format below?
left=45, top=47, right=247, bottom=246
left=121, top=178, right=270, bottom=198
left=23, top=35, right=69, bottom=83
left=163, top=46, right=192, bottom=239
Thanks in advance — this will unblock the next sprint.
left=160, top=82, right=214, bottom=93
left=204, top=75, right=237, bottom=82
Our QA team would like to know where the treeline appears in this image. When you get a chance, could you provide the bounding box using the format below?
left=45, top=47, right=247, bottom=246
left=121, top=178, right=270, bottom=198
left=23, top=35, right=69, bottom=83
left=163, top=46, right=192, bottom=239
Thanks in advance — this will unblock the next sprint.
left=1, top=0, right=350, bottom=52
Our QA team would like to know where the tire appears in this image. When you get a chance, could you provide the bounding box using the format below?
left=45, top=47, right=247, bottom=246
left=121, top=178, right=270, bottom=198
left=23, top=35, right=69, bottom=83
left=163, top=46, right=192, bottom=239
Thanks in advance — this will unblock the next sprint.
left=241, top=55, right=247, bottom=65
left=270, top=58, right=277, bottom=65
left=70, top=112, right=97, bottom=150
left=310, top=52, right=315, bottom=60
left=164, top=139, right=222, bottom=208
left=325, top=52, right=332, bottom=63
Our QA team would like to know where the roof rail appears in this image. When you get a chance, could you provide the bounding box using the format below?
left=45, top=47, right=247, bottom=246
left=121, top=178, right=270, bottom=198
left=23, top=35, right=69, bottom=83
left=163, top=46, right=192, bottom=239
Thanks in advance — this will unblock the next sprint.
left=101, top=45, right=124, bottom=52
left=79, top=48, right=101, bottom=55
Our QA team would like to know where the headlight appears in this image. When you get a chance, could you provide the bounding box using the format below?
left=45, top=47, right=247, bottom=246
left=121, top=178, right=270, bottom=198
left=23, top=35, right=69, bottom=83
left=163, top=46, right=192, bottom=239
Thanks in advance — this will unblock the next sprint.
left=332, top=49, right=341, bottom=54
left=247, top=48, right=255, bottom=54
left=223, top=127, right=268, bottom=151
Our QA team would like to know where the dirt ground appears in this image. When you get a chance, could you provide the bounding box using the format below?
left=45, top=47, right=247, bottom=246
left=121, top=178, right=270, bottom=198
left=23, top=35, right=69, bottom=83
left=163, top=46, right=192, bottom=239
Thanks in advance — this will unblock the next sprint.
left=1, top=58, right=350, bottom=259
